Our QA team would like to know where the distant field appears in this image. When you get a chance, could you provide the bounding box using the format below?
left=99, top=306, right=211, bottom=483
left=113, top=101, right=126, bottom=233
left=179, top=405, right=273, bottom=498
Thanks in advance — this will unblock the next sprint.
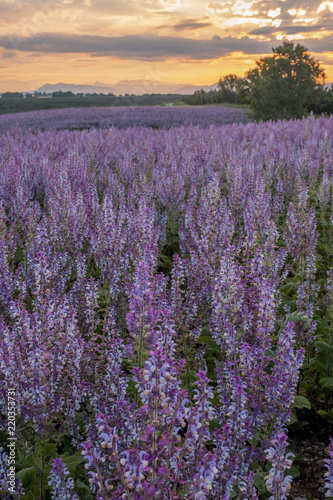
left=0, top=94, right=184, bottom=115
left=0, top=105, right=250, bottom=132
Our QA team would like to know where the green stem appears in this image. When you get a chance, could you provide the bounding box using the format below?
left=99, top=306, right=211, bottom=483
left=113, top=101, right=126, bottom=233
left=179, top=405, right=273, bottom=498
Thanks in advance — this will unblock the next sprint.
left=40, top=441, right=46, bottom=500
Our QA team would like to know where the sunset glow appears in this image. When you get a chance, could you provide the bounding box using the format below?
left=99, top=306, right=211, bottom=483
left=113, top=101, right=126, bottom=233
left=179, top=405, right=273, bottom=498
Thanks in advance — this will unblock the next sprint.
left=0, top=0, right=332, bottom=92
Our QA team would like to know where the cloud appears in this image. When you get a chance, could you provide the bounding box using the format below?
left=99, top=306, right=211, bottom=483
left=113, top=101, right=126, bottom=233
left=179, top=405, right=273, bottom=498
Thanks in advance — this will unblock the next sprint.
left=0, top=33, right=275, bottom=60
left=81, top=0, right=142, bottom=16
left=250, top=21, right=333, bottom=35
left=206, top=0, right=331, bottom=20
left=1, top=50, right=16, bottom=58
left=0, top=0, right=182, bottom=23
left=305, top=36, right=333, bottom=52
left=2, top=31, right=332, bottom=61
left=159, top=17, right=213, bottom=30
left=0, top=0, right=39, bottom=23
left=173, top=19, right=213, bottom=30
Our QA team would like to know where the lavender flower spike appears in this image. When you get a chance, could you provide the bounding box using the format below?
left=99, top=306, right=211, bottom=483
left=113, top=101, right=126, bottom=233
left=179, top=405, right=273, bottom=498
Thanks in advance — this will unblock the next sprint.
left=48, top=457, right=79, bottom=500
left=239, top=471, right=259, bottom=500
left=265, top=432, right=294, bottom=500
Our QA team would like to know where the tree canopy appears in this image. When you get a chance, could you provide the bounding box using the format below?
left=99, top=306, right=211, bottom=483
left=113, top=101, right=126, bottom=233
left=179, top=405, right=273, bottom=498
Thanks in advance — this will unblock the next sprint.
left=247, top=41, right=326, bottom=120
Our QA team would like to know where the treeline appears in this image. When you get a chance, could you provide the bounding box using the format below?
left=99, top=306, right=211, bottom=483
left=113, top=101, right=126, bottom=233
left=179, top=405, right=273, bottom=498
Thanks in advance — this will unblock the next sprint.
left=183, top=42, right=333, bottom=120
left=0, top=92, right=182, bottom=115
left=182, top=74, right=250, bottom=106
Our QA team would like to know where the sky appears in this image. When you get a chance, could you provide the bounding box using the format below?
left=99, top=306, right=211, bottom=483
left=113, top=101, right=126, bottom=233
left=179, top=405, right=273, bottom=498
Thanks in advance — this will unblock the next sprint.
left=0, top=0, right=333, bottom=92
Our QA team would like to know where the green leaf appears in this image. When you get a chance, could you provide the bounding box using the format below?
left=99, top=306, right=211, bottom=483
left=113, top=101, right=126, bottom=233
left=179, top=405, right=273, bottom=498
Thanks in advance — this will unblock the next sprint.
left=76, top=480, right=94, bottom=500
left=286, top=465, right=300, bottom=478
left=235, top=330, right=243, bottom=340
left=16, top=467, right=39, bottom=488
left=253, top=471, right=266, bottom=494
left=314, top=340, right=333, bottom=352
left=200, top=326, right=210, bottom=336
left=14, top=247, right=25, bottom=264
left=209, top=418, right=222, bottom=433
left=60, top=435, right=75, bottom=456
left=315, top=319, right=330, bottom=336
left=319, top=376, right=333, bottom=389
left=314, top=353, right=330, bottom=373
left=196, top=336, right=220, bottom=351
left=291, top=395, right=311, bottom=410
left=280, top=282, right=296, bottom=294
left=44, top=443, right=57, bottom=460
left=61, top=453, right=84, bottom=474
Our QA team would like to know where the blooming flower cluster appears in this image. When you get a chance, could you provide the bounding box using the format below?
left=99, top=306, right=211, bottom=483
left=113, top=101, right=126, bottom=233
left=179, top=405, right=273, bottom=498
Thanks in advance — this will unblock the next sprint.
left=48, top=457, right=79, bottom=500
left=265, top=433, right=294, bottom=500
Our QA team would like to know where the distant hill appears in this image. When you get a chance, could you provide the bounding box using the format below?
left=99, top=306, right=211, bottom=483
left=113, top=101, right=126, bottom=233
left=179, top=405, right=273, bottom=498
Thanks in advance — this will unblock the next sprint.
left=110, top=80, right=218, bottom=95
left=177, top=83, right=219, bottom=94
left=37, top=80, right=218, bottom=96
left=38, top=83, right=115, bottom=95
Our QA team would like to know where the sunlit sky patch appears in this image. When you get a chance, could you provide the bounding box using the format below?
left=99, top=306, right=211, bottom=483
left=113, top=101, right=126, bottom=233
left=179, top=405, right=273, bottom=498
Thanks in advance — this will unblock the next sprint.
left=0, top=0, right=332, bottom=91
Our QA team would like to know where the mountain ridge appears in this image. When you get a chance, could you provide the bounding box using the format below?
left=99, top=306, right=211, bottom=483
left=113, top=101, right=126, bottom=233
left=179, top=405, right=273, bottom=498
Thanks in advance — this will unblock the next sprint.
left=37, top=80, right=218, bottom=96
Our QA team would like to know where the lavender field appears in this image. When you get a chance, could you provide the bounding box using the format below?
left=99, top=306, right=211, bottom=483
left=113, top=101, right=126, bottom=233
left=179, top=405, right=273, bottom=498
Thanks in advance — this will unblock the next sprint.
left=0, top=109, right=333, bottom=499
left=0, top=105, right=249, bottom=133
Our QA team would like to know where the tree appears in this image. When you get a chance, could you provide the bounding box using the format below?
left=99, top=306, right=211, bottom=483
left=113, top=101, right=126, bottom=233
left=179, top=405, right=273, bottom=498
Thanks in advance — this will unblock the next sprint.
left=309, top=84, right=333, bottom=116
left=182, top=89, right=208, bottom=105
left=217, top=74, right=239, bottom=103
left=235, top=78, right=251, bottom=104
left=1, top=92, right=24, bottom=99
left=51, top=91, right=75, bottom=98
left=247, top=42, right=326, bottom=120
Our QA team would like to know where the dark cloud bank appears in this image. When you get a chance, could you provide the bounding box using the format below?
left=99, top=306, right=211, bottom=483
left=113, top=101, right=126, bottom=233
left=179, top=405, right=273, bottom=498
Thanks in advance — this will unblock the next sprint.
left=0, top=32, right=332, bottom=60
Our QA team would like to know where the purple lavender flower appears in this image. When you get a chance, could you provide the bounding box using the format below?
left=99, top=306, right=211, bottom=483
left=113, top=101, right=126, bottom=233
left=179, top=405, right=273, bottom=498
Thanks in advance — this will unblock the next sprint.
left=324, top=438, right=333, bottom=498
left=238, top=471, right=259, bottom=499
left=0, top=446, right=24, bottom=499
left=283, top=184, right=318, bottom=272
left=82, top=319, right=216, bottom=499
left=0, top=294, right=85, bottom=434
left=48, top=457, right=79, bottom=500
left=265, top=432, right=294, bottom=500
left=126, top=259, right=168, bottom=365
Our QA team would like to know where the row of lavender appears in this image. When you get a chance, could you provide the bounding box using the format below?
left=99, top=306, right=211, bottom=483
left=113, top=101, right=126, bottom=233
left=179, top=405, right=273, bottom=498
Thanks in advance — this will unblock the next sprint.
left=0, top=114, right=332, bottom=498
left=0, top=105, right=249, bottom=134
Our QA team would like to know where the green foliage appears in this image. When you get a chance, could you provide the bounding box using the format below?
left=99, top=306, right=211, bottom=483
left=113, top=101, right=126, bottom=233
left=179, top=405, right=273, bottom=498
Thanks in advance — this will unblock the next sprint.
left=291, top=395, right=311, bottom=410
left=158, top=219, right=180, bottom=274
left=217, top=74, right=251, bottom=105
left=182, top=74, right=250, bottom=106
left=217, top=74, right=239, bottom=103
left=247, top=41, right=326, bottom=120
left=320, top=376, right=333, bottom=389
left=0, top=93, right=184, bottom=116
left=1, top=92, right=24, bottom=100
left=309, top=85, right=333, bottom=115
left=12, top=438, right=85, bottom=499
